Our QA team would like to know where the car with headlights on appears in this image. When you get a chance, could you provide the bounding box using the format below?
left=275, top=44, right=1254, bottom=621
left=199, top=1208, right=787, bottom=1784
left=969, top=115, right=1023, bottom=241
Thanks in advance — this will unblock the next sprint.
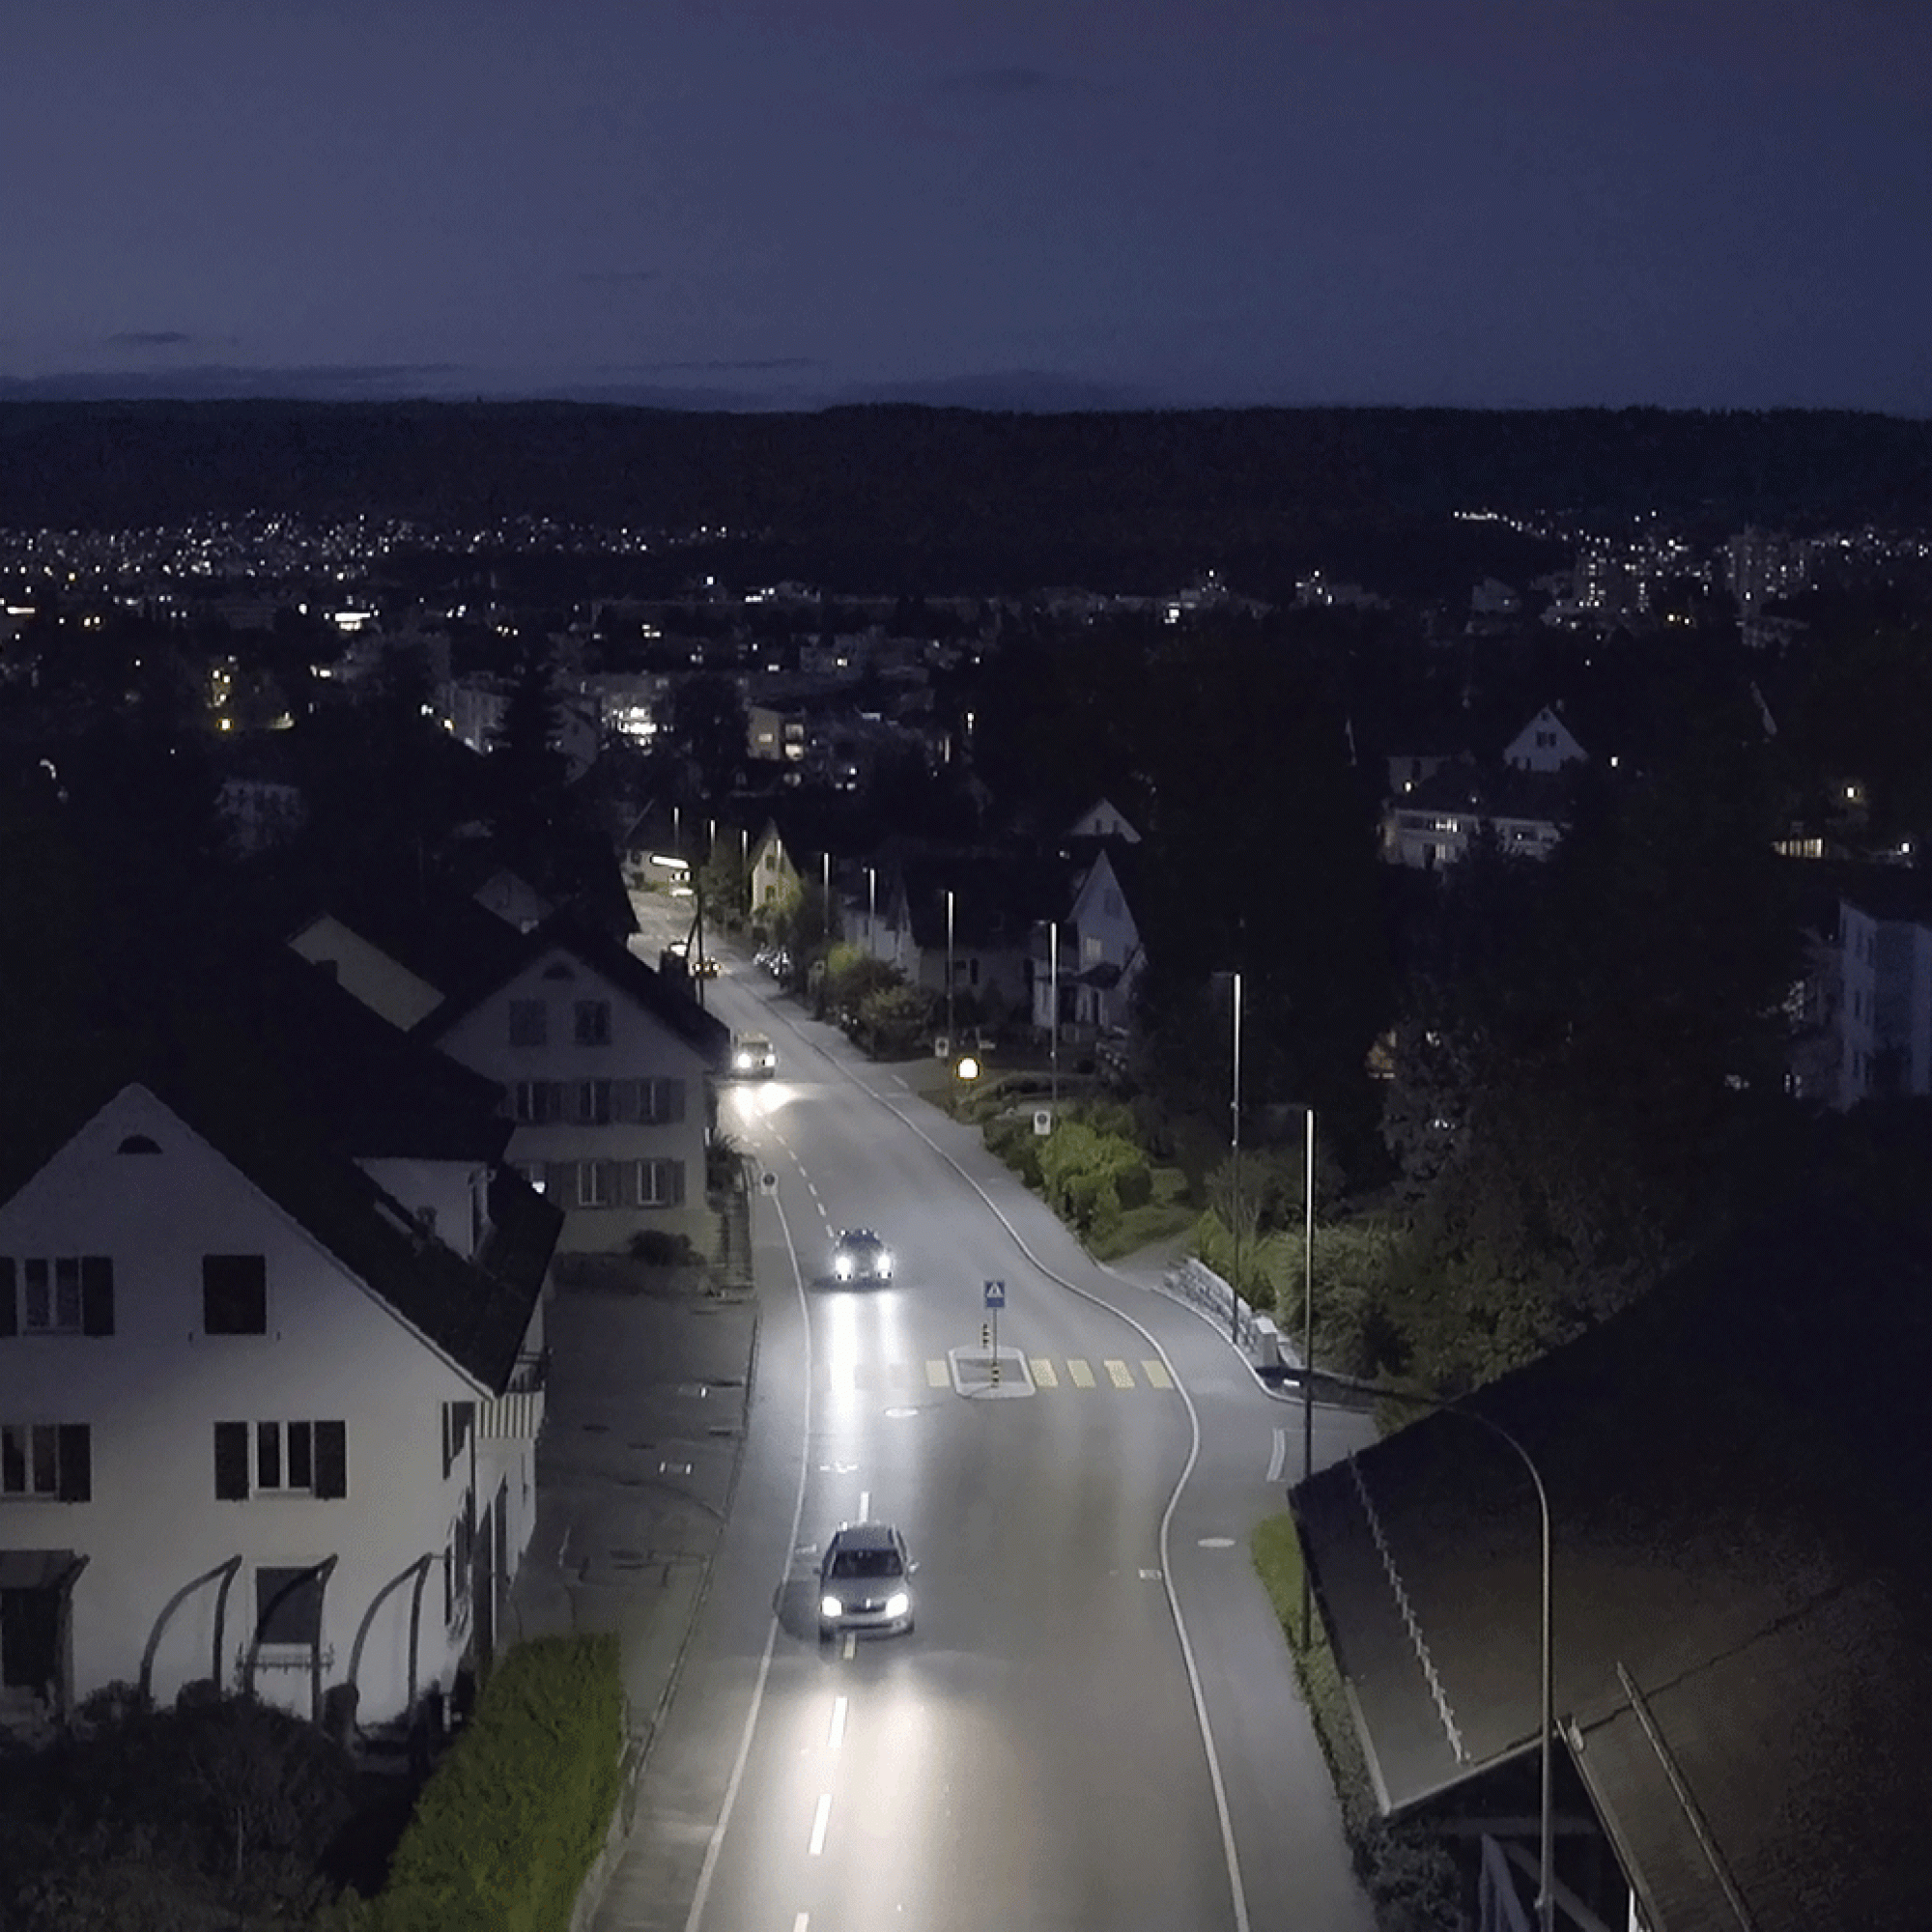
left=818, top=1522, right=916, bottom=1639
left=831, top=1228, right=894, bottom=1284
left=731, top=1031, right=777, bottom=1077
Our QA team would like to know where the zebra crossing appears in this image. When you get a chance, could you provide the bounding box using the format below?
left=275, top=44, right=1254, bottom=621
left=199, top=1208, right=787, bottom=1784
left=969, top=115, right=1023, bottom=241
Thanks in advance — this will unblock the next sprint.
left=820, top=1355, right=1176, bottom=1396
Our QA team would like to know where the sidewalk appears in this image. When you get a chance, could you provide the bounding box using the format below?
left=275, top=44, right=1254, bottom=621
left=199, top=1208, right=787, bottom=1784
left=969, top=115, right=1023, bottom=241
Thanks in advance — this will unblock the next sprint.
left=505, top=1259, right=759, bottom=1761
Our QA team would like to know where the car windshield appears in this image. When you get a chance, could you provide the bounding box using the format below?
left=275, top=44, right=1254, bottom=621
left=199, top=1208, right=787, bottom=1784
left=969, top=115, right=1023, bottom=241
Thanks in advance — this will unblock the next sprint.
left=841, top=1234, right=879, bottom=1251
left=830, top=1548, right=902, bottom=1579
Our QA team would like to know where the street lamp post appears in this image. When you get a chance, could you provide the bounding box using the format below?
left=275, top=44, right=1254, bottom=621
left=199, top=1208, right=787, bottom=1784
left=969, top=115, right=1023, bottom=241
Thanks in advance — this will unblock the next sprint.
left=945, top=888, right=956, bottom=1049
left=1049, top=921, right=1060, bottom=1112
left=1347, top=1395, right=1554, bottom=1932
left=867, top=865, right=877, bottom=955
left=1229, top=970, right=1242, bottom=1347
left=1296, top=1103, right=1317, bottom=1649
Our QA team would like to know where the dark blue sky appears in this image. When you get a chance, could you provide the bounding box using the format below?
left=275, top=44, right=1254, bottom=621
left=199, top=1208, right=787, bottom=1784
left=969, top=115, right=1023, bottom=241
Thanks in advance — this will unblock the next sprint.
left=6, top=0, right=1928, bottom=413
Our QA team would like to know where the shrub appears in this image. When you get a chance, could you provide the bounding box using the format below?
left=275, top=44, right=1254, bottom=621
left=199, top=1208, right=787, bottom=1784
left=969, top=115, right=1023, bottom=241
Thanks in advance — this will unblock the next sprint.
left=370, top=1635, right=624, bottom=1932
left=628, top=1229, right=696, bottom=1265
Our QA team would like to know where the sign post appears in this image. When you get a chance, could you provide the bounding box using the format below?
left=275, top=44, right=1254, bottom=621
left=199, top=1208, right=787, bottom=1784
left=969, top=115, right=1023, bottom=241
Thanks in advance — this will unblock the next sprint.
left=983, top=1279, right=1006, bottom=1385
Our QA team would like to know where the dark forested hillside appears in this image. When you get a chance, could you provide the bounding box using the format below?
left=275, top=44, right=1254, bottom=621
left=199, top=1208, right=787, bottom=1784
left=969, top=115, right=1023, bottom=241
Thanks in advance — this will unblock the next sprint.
left=0, top=401, right=1925, bottom=594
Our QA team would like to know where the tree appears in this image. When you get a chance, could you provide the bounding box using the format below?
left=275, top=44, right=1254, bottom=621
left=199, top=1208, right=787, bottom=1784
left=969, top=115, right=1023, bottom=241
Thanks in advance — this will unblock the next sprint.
left=661, top=672, right=748, bottom=804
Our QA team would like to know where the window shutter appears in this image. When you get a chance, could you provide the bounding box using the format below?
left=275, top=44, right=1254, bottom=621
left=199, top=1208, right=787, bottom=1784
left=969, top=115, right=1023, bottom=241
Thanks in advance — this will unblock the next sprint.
left=80, top=1257, right=115, bottom=1336
left=314, top=1420, right=348, bottom=1499
left=622, top=1159, right=642, bottom=1208
left=545, top=1161, right=573, bottom=1204
left=597, top=1160, right=621, bottom=1208
left=670, top=1159, right=686, bottom=1205
left=667, top=1078, right=687, bottom=1123
left=0, top=1258, right=14, bottom=1338
left=214, top=1422, right=250, bottom=1499
left=58, top=1425, right=92, bottom=1501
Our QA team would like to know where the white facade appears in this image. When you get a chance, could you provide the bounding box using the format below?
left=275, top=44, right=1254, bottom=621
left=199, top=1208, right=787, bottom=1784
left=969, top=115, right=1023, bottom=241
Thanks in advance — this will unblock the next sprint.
left=1836, top=900, right=1932, bottom=1107
left=1502, top=706, right=1588, bottom=774
left=0, top=1086, right=542, bottom=1729
left=430, top=946, right=718, bottom=1255
left=1033, top=848, right=1144, bottom=1039
left=1065, top=799, right=1141, bottom=844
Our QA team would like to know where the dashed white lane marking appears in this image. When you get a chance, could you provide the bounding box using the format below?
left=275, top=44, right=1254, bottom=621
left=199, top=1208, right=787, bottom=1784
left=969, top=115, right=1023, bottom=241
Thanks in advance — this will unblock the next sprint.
left=858, top=1490, right=869, bottom=1519
left=841, top=1632, right=856, bottom=1661
left=809, top=1793, right=832, bottom=1856
left=793, top=1915, right=809, bottom=1932
left=829, top=1696, right=847, bottom=1749
left=1266, top=1427, right=1288, bottom=1484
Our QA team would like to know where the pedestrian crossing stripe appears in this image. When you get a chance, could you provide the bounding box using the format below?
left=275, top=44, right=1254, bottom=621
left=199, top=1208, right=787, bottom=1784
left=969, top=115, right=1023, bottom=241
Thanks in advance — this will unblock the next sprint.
left=925, top=1359, right=950, bottom=1386
left=1030, top=1357, right=1058, bottom=1388
left=1105, top=1358, right=1134, bottom=1388
left=1067, top=1358, right=1096, bottom=1388
left=1142, top=1359, right=1173, bottom=1389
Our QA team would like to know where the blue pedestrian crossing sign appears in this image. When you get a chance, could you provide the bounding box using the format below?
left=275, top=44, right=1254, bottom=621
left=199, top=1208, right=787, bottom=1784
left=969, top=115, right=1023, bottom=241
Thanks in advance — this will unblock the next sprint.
left=983, top=1278, right=1007, bottom=1309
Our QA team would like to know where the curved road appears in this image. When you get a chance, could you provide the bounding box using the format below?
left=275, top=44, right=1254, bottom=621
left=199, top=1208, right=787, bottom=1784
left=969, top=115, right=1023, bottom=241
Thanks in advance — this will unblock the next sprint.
left=597, top=930, right=1375, bottom=1932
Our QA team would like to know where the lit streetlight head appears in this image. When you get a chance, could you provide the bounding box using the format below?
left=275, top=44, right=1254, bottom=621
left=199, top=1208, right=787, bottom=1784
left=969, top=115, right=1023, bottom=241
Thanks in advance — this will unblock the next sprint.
left=954, top=1054, right=980, bottom=1082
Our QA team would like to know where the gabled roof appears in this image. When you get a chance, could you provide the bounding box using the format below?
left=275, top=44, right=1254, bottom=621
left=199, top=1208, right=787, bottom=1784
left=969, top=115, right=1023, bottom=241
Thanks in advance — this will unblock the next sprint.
left=414, top=910, right=731, bottom=1068
left=889, top=851, right=1068, bottom=952
left=0, top=1046, right=557, bottom=1394
left=1293, top=1204, right=1932, bottom=1932
left=248, top=852, right=528, bottom=1009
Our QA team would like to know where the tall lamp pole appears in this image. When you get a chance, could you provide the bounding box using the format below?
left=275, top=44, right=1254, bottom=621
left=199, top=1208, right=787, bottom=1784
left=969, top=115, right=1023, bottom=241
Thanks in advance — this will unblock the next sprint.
left=1229, top=970, right=1242, bottom=1346
left=1350, top=1396, right=1554, bottom=1932
left=1049, top=921, right=1060, bottom=1112
left=946, top=888, right=956, bottom=1050
left=1296, top=1103, right=1317, bottom=1648
left=867, top=865, right=877, bottom=954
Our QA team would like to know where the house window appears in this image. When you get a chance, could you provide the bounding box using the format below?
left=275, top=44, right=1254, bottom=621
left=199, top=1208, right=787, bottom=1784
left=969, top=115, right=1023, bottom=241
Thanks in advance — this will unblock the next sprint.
left=508, top=1000, right=547, bottom=1046
left=634, top=1158, right=683, bottom=1208
left=576, top=1079, right=614, bottom=1125
left=574, top=1000, right=611, bottom=1046
left=514, top=1080, right=565, bottom=1123
left=634, top=1077, right=685, bottom=1124
left=202, top=1255, right=268, bottom=1335
left=0, top=1422, right=91, bottom=1500
left=213, top=1420, right=347, bottom=1499
left=440, top=1401, right=476, bottom=1481
left=577, top=1161, right=618, bottom=1208
left=0, top=1257, right=114, bottom=1338
left=254, top=1565, right=325, bottom=1647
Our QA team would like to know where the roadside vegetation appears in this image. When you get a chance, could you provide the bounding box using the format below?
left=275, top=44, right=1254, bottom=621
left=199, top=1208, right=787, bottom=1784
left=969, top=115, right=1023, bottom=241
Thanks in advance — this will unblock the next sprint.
left=1250, top=1518, right=1465, bottom=1932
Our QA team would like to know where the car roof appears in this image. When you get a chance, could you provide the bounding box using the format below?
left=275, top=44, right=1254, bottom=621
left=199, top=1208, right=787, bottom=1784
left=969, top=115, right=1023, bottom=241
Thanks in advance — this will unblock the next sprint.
left=837, top=1227, right=880, bottom=1240
left=828, top=1521, right=902, bottom=1549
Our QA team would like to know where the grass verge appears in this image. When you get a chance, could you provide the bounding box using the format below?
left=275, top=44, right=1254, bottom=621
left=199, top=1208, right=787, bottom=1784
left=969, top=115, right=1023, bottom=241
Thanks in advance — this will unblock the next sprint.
left=1251, top=1516, right=1468, bottom=1932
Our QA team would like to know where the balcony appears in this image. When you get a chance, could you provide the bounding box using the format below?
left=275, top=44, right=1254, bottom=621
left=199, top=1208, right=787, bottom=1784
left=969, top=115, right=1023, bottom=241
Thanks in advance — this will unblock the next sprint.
left=481, top=1350, right=548, bottom=1441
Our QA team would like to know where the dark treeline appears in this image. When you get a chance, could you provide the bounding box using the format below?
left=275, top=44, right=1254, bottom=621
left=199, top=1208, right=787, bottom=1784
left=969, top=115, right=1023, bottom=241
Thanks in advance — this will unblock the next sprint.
left=2, top=402, right=1927, bottom=597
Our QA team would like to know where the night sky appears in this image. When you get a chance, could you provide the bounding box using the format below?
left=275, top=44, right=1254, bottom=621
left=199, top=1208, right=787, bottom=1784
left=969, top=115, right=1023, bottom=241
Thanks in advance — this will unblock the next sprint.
left=6, top=0, right=1928, bottom=413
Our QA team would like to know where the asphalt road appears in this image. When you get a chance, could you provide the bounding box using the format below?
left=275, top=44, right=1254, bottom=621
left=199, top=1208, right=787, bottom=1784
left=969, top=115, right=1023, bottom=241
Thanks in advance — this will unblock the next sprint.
left=600, top=923, right=1375, bottom=1932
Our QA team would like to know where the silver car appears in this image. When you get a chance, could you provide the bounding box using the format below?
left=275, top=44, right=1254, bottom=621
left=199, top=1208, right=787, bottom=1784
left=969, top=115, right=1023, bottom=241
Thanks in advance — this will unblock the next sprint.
left=818, top=1522, right=916, bottom=1639
left=732, top=1032, right=777, bottom=1078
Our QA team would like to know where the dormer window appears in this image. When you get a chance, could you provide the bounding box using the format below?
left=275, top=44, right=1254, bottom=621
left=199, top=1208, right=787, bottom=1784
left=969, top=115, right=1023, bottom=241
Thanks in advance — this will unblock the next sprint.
left=117, top=1134, right=161, bottom=1154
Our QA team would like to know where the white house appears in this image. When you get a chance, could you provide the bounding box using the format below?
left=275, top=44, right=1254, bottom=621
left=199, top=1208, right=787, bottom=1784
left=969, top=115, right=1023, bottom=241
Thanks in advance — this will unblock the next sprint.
left=418, top=917, right=731, bottom=1257
left=1380, top=764, right=1570, bottom=869
left=1835, top=887, right=1932, bottom=1108
left=1502, top=704, right=1588, bottom=774
left=0, top=1065, right=556, bottom=1734
left=1032, top=844, right=1147, bottom=1043
left=747, top=820, right=804, bottom=919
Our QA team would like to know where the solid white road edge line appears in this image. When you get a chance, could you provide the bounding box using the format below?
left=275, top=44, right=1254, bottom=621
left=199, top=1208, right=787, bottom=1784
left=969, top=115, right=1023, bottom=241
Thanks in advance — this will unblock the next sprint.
left=682, top=1189, right=816, bottom=1932
left=844, top=1076, right=1252, bottom=1932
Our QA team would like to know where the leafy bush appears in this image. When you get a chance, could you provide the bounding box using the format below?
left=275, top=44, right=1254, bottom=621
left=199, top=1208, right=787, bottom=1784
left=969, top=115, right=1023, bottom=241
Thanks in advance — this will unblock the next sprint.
left=628, top=1229, right=698, bottom=1265
left=369, top=1634, right=624, bottom=1932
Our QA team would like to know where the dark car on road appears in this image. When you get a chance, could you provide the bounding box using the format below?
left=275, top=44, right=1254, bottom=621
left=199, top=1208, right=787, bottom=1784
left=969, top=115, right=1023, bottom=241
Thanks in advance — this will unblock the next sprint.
left=831, top=1228, right=894, bottom=1284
